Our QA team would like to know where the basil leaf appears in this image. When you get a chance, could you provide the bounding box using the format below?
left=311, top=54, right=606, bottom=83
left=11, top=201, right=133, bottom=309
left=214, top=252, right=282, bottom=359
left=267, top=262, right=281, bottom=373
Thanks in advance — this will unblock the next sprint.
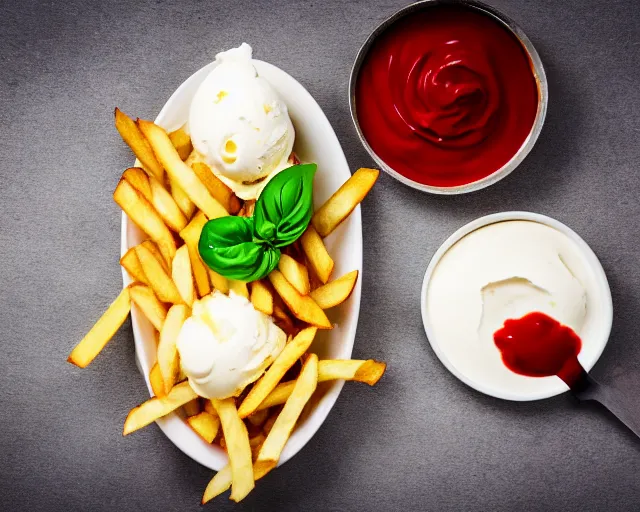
left=198, top=216, right=280, bottom=282
left=253, top=163, right=316, bottom=248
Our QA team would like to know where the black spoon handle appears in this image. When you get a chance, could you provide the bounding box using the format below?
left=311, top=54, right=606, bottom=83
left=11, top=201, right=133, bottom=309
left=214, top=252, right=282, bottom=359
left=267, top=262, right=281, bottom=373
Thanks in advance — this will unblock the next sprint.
left=571, top=369, right=640, bottom=438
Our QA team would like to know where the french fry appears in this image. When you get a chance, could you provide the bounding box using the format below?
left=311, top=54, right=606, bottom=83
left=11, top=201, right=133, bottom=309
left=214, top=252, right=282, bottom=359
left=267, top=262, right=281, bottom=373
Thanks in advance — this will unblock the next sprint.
left=114, top=179, right=176, bottom=264
left=135, top=244, right=183, bottom=304
left=114, top=108, right=164, bottom=181
left=211, top=398, right=254, bottom=502
left=170, top=177, right=196, bottom=219
left=180, top=211, right=212, bottom=297
left=149, top=362, right=165, bottom=398
left=250, top=280, right=273, bottom=315
left=278, top=254, right=310, bottom=295
left=238, top=327, right=317, bottom=418
left=272, top=305, right=296, bottom=336
left=247, top=409, right=269, bottom=428
left=149, top=178, right=188, bottom=232
left=67, top=287, right=131, bottom=368
left=268, top=271, right=331, bottom=329
left=187, top=411, right=220, bottom=443
left=192, top=161, right=242, bottom=214
left=204, top=399, right=215, bottom=416
left=172, top=245, right=196, bottom=306
left=169, top=126, right=193, bottom=161
left=249, top=433, right=266, bottom=461
left=208, top=268, right=229, bottom=294
left=158, top=305, right=189, bottom=394
left=120, top=247, right=148, bottom=285
left=129, top=283, right=167, bottom=331
left=140, top=239, right=169, bottom=272
left=123, top=381, right=198, bottom=435
left=300, top=225, right=334, bottom=284
left=137, top=119, right=229, bottom=220
left=262, top=410, right=279, bottom=436
left=183, top=398, right=201, bottom=417
left=309, top=270, right=358, bottom=309
left=254, top=354, right=318, bottom=473
left=229, top=280, right=249, bottom=299
left=311, top=168, right=379, bottom=237
left=122, top=167, right=152, bottom=202
left=255, top=359, right=387, bottom=411
left=202, top=461, right=272, bottom=504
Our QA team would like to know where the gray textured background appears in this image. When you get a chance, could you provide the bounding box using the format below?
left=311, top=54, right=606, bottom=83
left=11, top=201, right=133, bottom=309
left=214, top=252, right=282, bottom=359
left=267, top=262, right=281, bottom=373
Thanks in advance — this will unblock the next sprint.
left=2, top=0, right=640, bottom=510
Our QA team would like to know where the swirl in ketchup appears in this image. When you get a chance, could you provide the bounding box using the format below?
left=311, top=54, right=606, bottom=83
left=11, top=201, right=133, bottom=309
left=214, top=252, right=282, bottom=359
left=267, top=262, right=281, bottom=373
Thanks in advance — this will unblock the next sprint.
left=355, top=6, right=539, bottom=187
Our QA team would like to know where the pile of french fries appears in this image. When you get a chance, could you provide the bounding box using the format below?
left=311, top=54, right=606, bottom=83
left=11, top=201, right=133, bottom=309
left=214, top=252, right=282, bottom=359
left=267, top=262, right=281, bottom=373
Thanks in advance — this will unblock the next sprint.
left=67, top=107, right=386, bottom=505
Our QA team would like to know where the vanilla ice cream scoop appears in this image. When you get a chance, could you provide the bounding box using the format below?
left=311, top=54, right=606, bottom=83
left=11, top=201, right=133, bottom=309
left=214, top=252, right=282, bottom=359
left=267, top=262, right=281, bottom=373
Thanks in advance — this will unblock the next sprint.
left=176, top=291, right=286, bottom=399
left=188, top=43, right=295, bottom=200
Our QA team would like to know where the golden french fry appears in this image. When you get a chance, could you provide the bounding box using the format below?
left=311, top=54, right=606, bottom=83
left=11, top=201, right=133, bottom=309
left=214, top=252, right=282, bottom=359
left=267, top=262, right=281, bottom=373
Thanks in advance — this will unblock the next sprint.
left=140, top=239, right=170, bottom=272
left=202, top=465, right=232, bottom=504
left=202, top=462, right=273, bottom=504
left=262, top=410, right=279, bottom=436
left=255, top=354, right=318, bottom=471
left=211, top=398, right=254, bottom=502
left=123, top=381, right=197, bottom=435
left=249, top=433, right=266, bottom=461
left=135, top=244, right=183, bottom=304
left=250, top=280, right=273, bottom=315
left=183, top=398, right=201, bottom=417
left=187, top=411, right=220, bottom=443
left=312, top=168, right=379, bottom=237
left=122, top=167, right=152, bottom=202
left=137, top=119, right=229, bottom=219
left=169, top=126, right=193, bottom=161
left=238, top=327, right=317, bottom=418
left=114, top=108, right=164, bottom=181
left=256, top=359, right=387, bottom=411
left=272, top=305, right=296, bottom=336
left=114, top=179, right=176, bottom=264
left=158, top=304, right=189, bottom=394
left=129, top=284, right=167, bottom=331
left=172, top=245, right=196, bottom=306
left=247, top=409, right=269, bottom=428
left=120, top=247, right=148, bottom=285
left=149, top=177, right=188, bottom=232
left=300, top=225, right=334, bottom=284
left=67, top=287, right=131, bottom=368
left=170, top=177, right=196, bottom=219
left=192, top=161, right=242, bottom=214
left=309, top=270, right=359, bottom=309
left=278, top=254, right=310, bottom=295
left=229, top=280, right=249, bottom=299
left=268, top=271, right=331, bottom=329
left=180, top=211, right=212, bottom=297
left=149, top=362, right=165, bottom=398
left=208, top=268, right=229, bottom=294
left=204, top=399, right=215, bottom=416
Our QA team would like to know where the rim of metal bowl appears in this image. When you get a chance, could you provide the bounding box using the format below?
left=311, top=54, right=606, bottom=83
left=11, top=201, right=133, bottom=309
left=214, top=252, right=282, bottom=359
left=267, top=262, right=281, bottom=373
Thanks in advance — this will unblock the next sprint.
left=348, top=0, right=548, bottom=195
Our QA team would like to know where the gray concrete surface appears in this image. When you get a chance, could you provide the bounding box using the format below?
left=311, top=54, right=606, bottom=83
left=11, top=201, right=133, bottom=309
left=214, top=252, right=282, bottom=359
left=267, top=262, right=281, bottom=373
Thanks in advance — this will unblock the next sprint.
left=2, top=0, right=640, bottom=510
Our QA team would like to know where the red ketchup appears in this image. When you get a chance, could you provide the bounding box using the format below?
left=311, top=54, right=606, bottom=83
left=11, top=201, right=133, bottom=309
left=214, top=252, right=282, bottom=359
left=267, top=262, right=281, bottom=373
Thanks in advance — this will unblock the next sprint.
left=493, top=312, right=583, bottom=387
left=355, top=6, right=539, bottom=187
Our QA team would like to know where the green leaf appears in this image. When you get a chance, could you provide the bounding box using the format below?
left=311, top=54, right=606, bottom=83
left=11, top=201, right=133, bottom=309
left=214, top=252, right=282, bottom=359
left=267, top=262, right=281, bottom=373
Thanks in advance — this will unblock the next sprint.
left=253, top=164, right=316, bottom=248
left=198, top=216, right=280, bottom=282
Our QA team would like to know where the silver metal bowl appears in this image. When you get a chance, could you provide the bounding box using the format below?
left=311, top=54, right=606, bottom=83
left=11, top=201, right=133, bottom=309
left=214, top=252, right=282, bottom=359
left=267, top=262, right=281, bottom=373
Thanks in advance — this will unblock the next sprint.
left=349, top=0, right=548, bottom=195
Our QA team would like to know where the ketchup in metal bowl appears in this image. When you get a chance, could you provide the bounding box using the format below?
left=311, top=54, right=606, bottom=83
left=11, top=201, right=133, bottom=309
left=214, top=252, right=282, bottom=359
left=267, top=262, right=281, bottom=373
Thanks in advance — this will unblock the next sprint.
left=355, top=4, right=540, bottom=189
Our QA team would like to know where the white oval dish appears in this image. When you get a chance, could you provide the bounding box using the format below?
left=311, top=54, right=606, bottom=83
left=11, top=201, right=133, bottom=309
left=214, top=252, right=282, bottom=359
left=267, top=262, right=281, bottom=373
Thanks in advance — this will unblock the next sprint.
left=120, top=60, right=363, bottom=470
left=421, top=212, right=613, bottom=401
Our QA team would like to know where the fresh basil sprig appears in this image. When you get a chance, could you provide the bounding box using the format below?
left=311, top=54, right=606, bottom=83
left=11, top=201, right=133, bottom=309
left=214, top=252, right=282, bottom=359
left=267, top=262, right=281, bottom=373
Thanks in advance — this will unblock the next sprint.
left=198, top=163, right=317, bottom=283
